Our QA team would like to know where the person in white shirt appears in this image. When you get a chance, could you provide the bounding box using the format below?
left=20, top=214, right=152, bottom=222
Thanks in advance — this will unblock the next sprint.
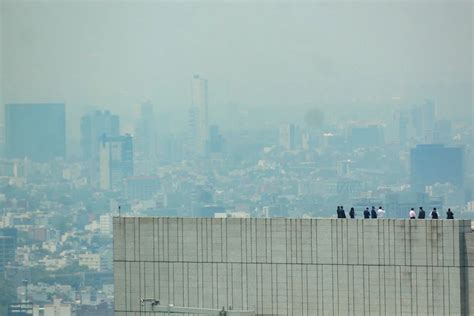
left=377, top=206, right=385, bottom=218
left=409, top=208, right=416, bottom=219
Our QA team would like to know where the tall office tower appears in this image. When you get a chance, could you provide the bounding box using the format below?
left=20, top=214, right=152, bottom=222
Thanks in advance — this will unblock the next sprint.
left=134, top=101, right=156, bottom=161
left=392, top=110, right=409, bottom=146
left=410, top=144, right=464, bottom=192
left=410, top=100, right=435, bottom=143
left=191, top=75, right=208, bottom=156
left=5, top=103, right=65, bottom=162
left=99, top=134, right=133, bottom=190
left=80, top=110, right=120, bottom=160
left=279, top=123, right=296, bottom=150
left=80, top=110, right=119, bottom=186
left=0, top=228, right=17, bottom=273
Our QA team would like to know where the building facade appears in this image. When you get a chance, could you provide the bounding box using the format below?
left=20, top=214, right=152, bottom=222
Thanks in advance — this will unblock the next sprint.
left=5, top=103, right=65, bottom=162
left=410, top=144, right=464, bottom=192
left=114, top=217, right=474, bottom=315
left=80, top=110, right=120, bottom=186
left=99, top=135, right=133, bottom=190
left=80, top=110, right=120, bottom=161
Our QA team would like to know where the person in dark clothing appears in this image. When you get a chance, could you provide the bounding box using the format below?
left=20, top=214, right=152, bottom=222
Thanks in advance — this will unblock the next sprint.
left=336, top=206, right=341, bottom=218
left=431, top=208, right=439, bottom=219
left=340, top=206, right=346, bottom=218
left=363, top=208, right=370, bottom=219
left=447, top=208, right=454, bottom=219
left=418, top=207, right=425, bottom=219
left=349, top=207, right=355, bottom=219
left=370, top=206, right=377, bottom=219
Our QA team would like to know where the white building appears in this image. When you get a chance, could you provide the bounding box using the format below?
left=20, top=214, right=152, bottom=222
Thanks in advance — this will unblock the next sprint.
left=99, top=214, right=113, bottom=235
left=78, top=253, right=101, bottom=271
left=99, top=135, right=133, bottom=190
left=33, top=299, right=72, bottom=316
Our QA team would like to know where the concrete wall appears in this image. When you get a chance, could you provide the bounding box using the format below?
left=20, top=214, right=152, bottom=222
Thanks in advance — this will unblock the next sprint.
left=113, top=218, right=474, bottom=315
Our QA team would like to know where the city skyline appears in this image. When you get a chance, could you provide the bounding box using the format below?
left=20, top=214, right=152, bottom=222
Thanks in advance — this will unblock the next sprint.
left=0, top=1, right=472, bottom=315
left=1, top=2, right=472, bottom=130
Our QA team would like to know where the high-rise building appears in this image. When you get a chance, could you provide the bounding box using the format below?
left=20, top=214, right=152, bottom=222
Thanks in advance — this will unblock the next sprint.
left=5, top=103, right=65, bottom=162
left=191, top=75, right=208, bottom=156
left=80, top=110, right=120, bottom=161
left=279, top=123, right=296, bottom=150
left=80, top=110, right=120, bottom=185
left=0, top=228, right=17, bottom=273
left=186, top=107, right=198, bottom=159
left=134, top=101, right=156, bottom=161
left=410, top=144, right=464, bottom=192
left=410, top=100, right=435, bottom=143
left=99, top=134, right=133, bottom=190
left=392, top=110, right=409, bottom=146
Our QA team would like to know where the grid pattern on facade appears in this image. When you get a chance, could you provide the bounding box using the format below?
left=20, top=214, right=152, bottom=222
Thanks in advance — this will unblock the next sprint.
left=114, top=218, right=474, bottom=316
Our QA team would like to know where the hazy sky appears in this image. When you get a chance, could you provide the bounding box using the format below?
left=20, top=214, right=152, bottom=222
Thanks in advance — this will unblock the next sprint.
left=1, top=0, right=472, bottom=131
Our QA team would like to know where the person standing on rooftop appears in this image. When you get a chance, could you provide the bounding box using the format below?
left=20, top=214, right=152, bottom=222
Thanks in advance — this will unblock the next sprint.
left=430, top=208, right=439, bottom=219
left=377, top=206, right=385, bottom=218
left=370, top=206, right=377, bottom=219
left=409, top=208, right=416, bottom=219
left=447, top=208, right=454, bottom=219
left=349, top=207, right=355, bottom=219
left=363, top=208, right=370, bottom=219
left=418, top=207, right=425, bottom=219
left=340, top=206, right=347, bottom=219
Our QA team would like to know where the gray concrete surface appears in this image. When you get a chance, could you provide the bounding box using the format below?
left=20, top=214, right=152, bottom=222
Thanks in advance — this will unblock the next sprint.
left=113, top=218, right=474, bottom=315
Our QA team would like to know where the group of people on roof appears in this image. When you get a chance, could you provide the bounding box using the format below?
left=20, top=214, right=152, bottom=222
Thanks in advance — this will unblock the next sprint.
left=336, top=205, right=455, bottom=219
left=408, top=207, right=454, bottom=219
left=336, top=206, right=385, bottom=219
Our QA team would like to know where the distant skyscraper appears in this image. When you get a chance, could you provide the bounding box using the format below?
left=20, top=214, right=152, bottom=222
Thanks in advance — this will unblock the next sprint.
left=80, top=110, right=120, bottom=161
left=191, top=75, right=208, bottom=156
left=279, top=123, right=296, bottom=150
left=99, top=134, right=133, bottom=190
left=5, top=103, right=65, bottom=162
left=410, top=144, right=464, bottom=192
left=0, top=228, right=17, bottom=273
left=134, top=101, right=157, bottom=161
left=410, top=100, right=435, bottom=143
left=393, top=110, right=409, bottom=146
left=80, top=110, right=119, bottom=186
